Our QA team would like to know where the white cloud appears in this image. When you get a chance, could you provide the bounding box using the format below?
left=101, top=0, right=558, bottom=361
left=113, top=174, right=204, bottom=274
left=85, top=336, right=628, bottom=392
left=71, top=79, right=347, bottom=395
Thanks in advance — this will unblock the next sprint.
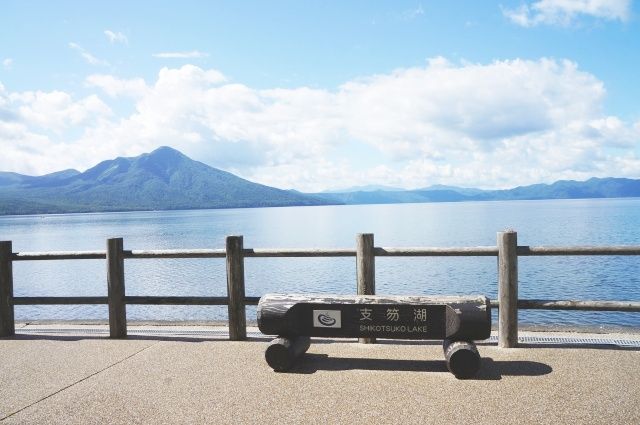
left=104, top=30, right=128, bottom=44
left=339, top=58, right=605, bottom=159
left=69, top=42, right=109, bottom=66
left=2, top=58, right=12, bottom=69
left=85, top=74, right=148, bottom=98
left=503, top=0, right=631, bottom=27
left=0, top=83, right=112, bottom=174
left=152, top=51, right=210, bottom=59
left=8, top=90, right=112, bottom=131
left=1, top=59, right=638, bottom=191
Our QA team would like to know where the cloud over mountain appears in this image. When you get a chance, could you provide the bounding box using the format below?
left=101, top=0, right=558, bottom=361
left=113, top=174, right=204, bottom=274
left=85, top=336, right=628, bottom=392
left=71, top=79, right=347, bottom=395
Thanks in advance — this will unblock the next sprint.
left=1, top=58, right=638, bottom=191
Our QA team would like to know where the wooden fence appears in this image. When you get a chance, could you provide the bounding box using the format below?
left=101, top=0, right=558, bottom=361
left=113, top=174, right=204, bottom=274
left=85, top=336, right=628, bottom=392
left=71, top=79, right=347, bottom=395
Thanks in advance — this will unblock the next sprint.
left=1, top=231, right=639, bottom=347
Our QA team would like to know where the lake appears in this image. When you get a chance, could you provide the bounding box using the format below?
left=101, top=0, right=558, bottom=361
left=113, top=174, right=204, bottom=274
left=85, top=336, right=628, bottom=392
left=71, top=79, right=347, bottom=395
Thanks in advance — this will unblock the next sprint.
left=1, top=198, right=639, bottom=330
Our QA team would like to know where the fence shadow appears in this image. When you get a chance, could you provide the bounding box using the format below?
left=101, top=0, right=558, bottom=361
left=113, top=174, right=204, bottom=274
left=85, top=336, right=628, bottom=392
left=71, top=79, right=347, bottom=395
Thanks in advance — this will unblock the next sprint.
left=4, top=333, right=272, bottom=343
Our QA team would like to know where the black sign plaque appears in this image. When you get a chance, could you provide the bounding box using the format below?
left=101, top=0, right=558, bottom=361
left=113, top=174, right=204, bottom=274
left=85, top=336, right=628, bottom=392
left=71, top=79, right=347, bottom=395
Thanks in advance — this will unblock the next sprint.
left=257, top=294, right=491, bottom=341
left=288, top=303, right=450, bottom=339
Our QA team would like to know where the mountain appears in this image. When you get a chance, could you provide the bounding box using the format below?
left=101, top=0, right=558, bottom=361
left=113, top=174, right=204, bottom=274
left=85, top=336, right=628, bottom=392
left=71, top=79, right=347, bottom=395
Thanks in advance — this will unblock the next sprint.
left=0, top=147, right=336, bottom=215
left=312, top=189, right=468, bottom=204
left=477, top=178, right=640, bottom=201
left=322, top=184, right=405, bottom=193
left=312, top=177, right=640, bottom=205
left=2, top=148, right=639, bottom=215
left=0, top=169, right=80, bottom=187
left=419, top=184, right=485, bottom=196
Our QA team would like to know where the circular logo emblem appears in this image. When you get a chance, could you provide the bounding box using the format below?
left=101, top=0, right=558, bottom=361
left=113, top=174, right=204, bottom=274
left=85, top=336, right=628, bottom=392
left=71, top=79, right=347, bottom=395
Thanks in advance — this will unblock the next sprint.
left=317, top=314, right=337, bottom=326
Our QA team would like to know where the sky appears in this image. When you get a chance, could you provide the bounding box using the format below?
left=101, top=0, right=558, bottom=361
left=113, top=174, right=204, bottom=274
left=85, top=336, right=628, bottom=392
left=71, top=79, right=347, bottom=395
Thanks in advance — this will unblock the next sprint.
left=1, top=0, right=639, bottom=191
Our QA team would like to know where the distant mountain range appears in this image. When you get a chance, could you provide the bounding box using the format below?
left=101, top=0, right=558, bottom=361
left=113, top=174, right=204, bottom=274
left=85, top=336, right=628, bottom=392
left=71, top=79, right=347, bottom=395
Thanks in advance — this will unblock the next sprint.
left=313, top=178, right=640, bottom=204
left=1, top=146, right=639, bottom=215
left=322, top=184, right=405, bottom=193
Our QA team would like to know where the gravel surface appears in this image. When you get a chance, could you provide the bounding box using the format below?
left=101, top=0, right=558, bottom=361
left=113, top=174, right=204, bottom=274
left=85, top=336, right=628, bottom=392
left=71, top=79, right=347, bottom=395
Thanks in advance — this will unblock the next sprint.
left=1, top=326, right=638, bottom=424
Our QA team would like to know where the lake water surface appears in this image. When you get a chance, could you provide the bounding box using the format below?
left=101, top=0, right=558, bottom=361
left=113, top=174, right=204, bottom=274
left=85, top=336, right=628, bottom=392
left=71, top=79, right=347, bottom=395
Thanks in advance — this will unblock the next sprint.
left=1, top=198, right=639, bottom=329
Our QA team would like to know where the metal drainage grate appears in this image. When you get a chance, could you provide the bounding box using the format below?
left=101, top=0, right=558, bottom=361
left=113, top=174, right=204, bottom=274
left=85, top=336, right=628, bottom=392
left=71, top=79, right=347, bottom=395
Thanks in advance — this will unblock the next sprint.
left=486, top=335, right=640, bottom=347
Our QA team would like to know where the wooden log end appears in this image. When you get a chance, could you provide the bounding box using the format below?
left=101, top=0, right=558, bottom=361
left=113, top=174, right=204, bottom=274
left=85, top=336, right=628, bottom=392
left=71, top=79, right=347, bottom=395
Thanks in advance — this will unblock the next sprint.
left=265, top=336, right=310, bottom=372
left=443, top=339, right=481, bottom=379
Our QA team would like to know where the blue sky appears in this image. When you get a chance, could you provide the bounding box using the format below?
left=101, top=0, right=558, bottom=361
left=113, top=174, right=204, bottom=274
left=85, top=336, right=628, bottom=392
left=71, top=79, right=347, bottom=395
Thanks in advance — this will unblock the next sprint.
left=1, top=0, right=639, bottom=191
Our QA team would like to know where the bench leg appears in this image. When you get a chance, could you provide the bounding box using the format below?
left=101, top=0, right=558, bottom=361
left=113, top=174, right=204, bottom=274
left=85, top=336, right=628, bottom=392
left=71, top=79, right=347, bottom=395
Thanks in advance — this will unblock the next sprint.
left=265, top=336, right=311, bottom=372
left=443, top=339, right=481, bottom=379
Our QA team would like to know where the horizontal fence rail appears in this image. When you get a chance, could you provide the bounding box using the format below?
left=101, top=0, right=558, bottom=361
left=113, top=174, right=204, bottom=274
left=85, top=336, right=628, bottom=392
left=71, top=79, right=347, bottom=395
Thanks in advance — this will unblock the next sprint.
left=127, top=249, right=226, bottom=259
left=10, top=296, right=262, bottom=306
left=12, top=296, right=109, bottom=305
left=12, top=245, right=640, bottom=260
left=12, top=251, right=106, bottom=261
left=517, top=246, right=640, bottom=256
left=488, top=299, right=640, bottom=312
left=514, top=299, right=640, bottom=312
left=1, top=233, right=639, bottom=347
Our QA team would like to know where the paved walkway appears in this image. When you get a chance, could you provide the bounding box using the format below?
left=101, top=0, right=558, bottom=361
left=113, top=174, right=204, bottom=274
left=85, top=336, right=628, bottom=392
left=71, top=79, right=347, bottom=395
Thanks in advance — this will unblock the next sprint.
left=1, top=325, right=639, bottom=424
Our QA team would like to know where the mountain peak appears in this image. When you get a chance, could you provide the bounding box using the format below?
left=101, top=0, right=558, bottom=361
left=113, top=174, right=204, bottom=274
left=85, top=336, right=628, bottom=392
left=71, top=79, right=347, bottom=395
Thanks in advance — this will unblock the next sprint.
left=147, top=146, right=186, bottom=159
left=134, top=146, right=192, bottom=182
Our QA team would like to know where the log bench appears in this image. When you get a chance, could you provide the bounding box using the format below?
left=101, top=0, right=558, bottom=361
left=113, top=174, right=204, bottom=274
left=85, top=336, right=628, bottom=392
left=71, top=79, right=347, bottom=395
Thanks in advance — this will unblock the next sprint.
left=257, top=294, right=491, bottom=378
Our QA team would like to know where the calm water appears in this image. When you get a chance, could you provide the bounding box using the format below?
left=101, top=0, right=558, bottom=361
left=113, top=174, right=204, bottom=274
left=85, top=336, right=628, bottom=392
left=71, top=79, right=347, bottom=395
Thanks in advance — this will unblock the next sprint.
left=1, top=198, right=639, bottom=329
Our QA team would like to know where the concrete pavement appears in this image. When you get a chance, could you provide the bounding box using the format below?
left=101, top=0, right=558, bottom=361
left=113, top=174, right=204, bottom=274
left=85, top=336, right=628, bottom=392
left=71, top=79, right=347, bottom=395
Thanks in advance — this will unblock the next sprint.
left=1, top=325, right=639, bottom=424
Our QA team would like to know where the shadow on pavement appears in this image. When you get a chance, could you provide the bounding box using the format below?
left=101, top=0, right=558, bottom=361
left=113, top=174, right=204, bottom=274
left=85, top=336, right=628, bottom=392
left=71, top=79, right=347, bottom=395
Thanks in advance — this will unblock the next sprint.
left=477, top=358, right=553, bottom=380
left=4, top=333, right=272, bottom=343
left=288, top=353, right=552, bottom=380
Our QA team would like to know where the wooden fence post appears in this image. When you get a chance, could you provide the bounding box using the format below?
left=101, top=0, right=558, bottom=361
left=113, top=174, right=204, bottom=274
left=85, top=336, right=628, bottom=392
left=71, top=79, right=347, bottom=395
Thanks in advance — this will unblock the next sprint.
left=357, top=233, right=375, bottom=344
left=498, top=230, right=518, bottom=348
left=0, top=241, right=15, bottom=337
left=107, top=238, right=127, bottom=338
left=226, top=235, right=246, bottom=341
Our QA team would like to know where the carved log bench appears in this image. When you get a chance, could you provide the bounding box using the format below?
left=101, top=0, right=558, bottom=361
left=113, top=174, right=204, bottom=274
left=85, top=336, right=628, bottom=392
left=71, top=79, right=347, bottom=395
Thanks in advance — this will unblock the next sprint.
left=257, top=294, right=491, bottom=378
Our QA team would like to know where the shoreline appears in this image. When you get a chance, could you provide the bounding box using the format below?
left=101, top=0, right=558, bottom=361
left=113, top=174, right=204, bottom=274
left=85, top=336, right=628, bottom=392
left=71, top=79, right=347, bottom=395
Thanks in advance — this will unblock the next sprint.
left=14, top=320, right=640, bottom=335
left=2, top=196, right=640, bottom=218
